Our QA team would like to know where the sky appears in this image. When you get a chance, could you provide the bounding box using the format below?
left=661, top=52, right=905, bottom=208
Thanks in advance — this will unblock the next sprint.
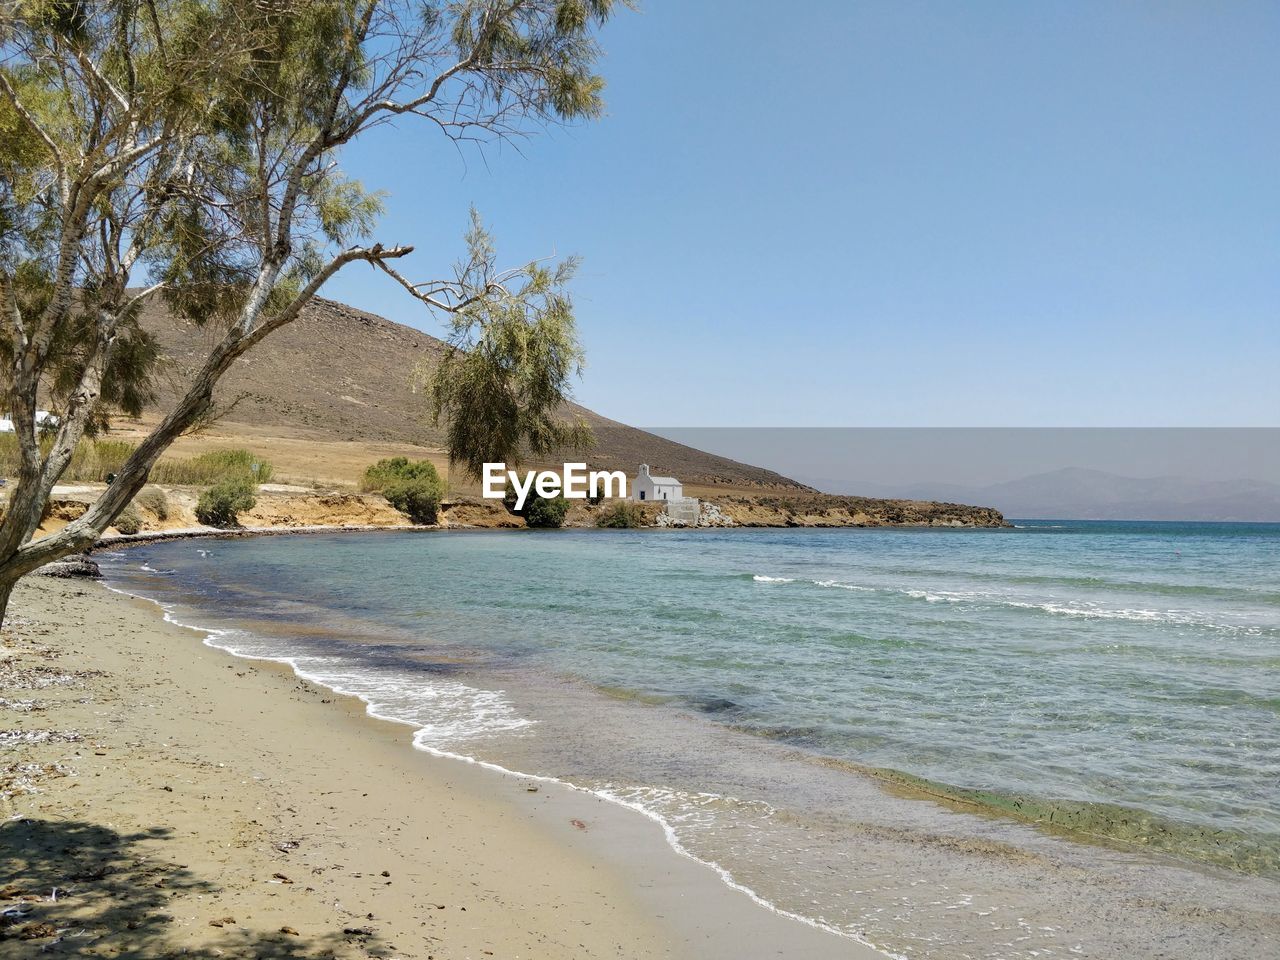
left=324, top=1, right=1280, bottom=429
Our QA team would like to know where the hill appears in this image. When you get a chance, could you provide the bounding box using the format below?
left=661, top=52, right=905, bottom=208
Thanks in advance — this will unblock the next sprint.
left=132, top=296, right=805, bottom=492
left=112, top=296, right=1008, bottom=528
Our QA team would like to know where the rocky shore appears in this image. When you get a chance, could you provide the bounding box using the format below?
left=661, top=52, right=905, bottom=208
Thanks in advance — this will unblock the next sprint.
left=435, top=493, right=1009, bottom=530
left=38, top=486, right=1008, bottom=542
left=711, top=494, right=1010, bottom=528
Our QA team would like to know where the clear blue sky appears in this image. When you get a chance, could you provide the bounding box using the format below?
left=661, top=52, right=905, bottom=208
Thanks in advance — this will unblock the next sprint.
left=324, top=0, right=1279, bottom=428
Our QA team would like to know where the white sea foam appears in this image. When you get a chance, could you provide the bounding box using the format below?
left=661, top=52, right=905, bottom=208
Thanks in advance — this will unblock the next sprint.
left=900, top=587, right=1252, bottom=631
left=756, top=571, right=1256, bottom=633
left=814, top=579, right=877, bottom=593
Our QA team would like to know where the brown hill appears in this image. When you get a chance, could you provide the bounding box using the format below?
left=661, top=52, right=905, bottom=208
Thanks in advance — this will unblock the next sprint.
left=133, top=296, right=807, bottom=492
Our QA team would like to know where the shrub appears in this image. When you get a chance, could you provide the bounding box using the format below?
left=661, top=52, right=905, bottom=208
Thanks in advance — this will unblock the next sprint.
left=382, top=477, right=442, bottom=525
left=361, top=458, right=445, bottom=524
left=524, top=495, right=570, bottom=528
left=195, top=477, right=257, bottom=528
left=113, top=505, right=142, bottom=535
left=136, top=487, right=169, bottom=521
left=595, top=501, right=647, bottom=528
left=361, top=457, right=443, bottom=493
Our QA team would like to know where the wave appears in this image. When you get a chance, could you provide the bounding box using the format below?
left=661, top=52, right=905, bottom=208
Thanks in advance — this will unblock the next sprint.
left=815, top=579, right=876, bottom=593
left=808, top=561, right=1280, bottom=605
left=754, top=574, right=871, bottom=593
left=752, top=574, right=1268, bottom=634
left=901, top=588, right=1266, bottom=632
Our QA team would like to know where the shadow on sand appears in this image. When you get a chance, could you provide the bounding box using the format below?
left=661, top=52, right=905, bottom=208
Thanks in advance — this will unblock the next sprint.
left=0, top=818, right=383, bottom=958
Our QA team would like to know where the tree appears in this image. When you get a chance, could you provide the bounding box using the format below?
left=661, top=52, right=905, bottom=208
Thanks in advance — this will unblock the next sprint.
left=194, top=476, right=257, bottom=527
left=421, top=211, right=591, bottom=480
left=0, top=0, right=618, bottom=624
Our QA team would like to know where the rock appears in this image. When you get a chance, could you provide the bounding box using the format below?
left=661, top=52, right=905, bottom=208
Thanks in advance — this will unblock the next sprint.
left=697, top=502, right=735, bottom=527
left=18, top=922, right=57, bottom=939
left=37, top=554, right=102, bottom=579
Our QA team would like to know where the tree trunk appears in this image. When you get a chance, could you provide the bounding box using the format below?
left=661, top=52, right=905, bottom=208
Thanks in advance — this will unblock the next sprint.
left=0, top=287, right=255, bottom=630
left=0, top=578, right=14, bottom=633
left=0, top=249, right=395, bottom=631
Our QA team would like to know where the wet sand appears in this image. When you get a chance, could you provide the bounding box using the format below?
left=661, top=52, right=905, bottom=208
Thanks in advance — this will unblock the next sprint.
left=0, top=576, right=872, bottom=958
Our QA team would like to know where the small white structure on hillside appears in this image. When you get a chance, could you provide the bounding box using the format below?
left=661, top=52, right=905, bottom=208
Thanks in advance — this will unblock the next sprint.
left=632, top=464, right=683, bottom=502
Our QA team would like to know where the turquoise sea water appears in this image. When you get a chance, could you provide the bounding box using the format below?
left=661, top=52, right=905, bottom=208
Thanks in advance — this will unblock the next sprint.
left=102, top=521, right=1280, bottom=958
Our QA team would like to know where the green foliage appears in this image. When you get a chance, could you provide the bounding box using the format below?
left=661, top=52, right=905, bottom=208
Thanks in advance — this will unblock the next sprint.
left=136, top=488, right=170, bottom=521
left=381, top=478, right=443, bottom=525
left=150, top=449, right=273, bottom=485
left=595, top=501, right=646, bottom=528
left=314, top=174, right=386, bottom=248
left=523, top=495, right=571, bottom=529
left=362, top=457, right=445, bottom=524
left=195, top=477, right=257, bottom=528
left=40, top=301, right=161, bottom=433
left=423, top=213, right=593, bottom=480
left=113, top=505, right=142, bottom=535
left=363, top=455, right=448, bottom=522
left=361, top=457, right=443, bottom=493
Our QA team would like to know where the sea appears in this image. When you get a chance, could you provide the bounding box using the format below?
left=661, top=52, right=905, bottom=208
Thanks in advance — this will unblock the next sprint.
left=99, top=520, right=1280, bottom=959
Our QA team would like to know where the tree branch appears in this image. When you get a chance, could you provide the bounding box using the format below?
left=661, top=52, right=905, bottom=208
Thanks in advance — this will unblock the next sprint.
left=244, top=243, right=413, bottom=346
left=374, top=259, right=499, bottom=314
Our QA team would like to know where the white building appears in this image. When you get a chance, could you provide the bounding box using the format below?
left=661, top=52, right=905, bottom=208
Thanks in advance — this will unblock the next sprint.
left=0, top=411, right=58, bottom=434
left=632, top=463, right=683, bottom=502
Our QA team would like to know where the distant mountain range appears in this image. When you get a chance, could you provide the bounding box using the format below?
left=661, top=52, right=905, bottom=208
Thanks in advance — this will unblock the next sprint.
left=827, top=467, right=1280, bottom=522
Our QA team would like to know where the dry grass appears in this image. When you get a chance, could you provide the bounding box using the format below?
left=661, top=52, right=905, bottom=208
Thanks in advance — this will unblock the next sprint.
left=0, top=436, right=134, bottom=483
left=0, top=434, right=273, bottom=487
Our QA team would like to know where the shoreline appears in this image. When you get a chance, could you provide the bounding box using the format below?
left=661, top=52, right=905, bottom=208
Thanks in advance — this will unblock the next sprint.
left=87, top=516, right=1011, bottom=553
left=2, top=575, right=875, bottom=958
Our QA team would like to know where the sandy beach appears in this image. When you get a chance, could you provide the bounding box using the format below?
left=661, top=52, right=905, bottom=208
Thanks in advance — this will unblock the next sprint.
left=0, top=575, right=870, bottom=959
